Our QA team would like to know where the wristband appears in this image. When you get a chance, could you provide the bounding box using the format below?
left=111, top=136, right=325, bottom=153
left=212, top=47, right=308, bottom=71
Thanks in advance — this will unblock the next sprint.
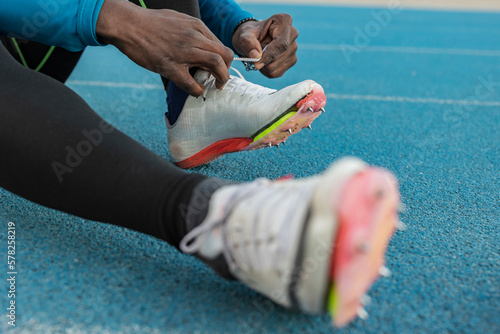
left=232, top=17, right=258, bottom=36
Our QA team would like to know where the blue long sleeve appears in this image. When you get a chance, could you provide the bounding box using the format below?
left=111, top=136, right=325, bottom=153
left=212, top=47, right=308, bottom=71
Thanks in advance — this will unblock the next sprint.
left=0, top=0, right=106, bottom=51
left=199, top=0, right=254, bottom=49
left=0, top=0, right=252, bottom=52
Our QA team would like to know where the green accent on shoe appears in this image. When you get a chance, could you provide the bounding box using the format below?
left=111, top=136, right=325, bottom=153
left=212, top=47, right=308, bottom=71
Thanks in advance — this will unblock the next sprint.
left=252, top=111, right=296, bottom=143
left=328, top=283, right=338, bottom=321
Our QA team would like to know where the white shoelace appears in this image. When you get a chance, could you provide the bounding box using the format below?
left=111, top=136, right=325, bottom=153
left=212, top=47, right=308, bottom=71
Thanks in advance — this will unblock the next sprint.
left=233, top=56, right=261, bottom=63
left=233, top=45, right=268, bottom=69
left=201, top=67, right=274, bottom=101
left=200, top=46, right=270, bottom=100
left=179, top=180, right=266, bottom=255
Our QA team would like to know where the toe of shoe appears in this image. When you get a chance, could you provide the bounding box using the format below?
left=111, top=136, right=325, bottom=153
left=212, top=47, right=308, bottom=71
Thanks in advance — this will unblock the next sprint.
left=276, top=80, right=323, bottom=106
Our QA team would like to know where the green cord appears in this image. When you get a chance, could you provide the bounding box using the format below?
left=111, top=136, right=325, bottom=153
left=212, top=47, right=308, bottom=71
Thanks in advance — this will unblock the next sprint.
left=34, top=46, right=56, bottom=72
left=10, top=38, right=28, bottom=68
left=10, top=38, right=55, bottom=72
left=11, top=0, right=148, bottom=71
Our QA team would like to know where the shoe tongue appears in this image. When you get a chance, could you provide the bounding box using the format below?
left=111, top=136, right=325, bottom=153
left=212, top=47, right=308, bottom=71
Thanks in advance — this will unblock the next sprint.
left=194, top=70, right=211, bottom=84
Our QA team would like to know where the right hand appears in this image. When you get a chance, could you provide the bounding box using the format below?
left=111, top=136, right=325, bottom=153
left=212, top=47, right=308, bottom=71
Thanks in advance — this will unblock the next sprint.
left=96, top=0, right=234, bottom=96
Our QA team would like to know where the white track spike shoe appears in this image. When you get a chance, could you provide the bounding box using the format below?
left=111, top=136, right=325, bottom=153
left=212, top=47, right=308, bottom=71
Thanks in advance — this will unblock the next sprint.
left=180, top=157, right=400, bottom=327
left=166, top=69, right=326, bottom=169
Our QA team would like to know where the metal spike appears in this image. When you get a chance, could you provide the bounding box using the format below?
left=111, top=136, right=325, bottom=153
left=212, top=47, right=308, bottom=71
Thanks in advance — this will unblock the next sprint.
left=282, top=141, right=286, bottom=146
left=307, top=125, right=312, bottom=130
left=276, top=143, right=280, bottom=149
left=267, top=143, right=272, bottom=148
left=379, top=266, right=391, bottom=278
left=308, top=107, right=314, bottom=112
left=320, top=107, right=326, bottom=113
left=361, top=294, right=371, bottom=306
left=396, top=220, right=407, bottom=231
left=357, top=307, right=369, bottom=320
left=288, top=129, right=292, bottom=134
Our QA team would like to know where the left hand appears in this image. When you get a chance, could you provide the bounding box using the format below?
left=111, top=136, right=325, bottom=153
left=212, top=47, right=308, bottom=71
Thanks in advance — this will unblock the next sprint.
left=232, top=14, right=299, bottom=78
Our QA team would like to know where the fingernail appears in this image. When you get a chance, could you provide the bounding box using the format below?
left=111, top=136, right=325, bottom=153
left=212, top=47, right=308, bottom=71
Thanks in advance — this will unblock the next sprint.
left=249, top=49, right=260, bottom=59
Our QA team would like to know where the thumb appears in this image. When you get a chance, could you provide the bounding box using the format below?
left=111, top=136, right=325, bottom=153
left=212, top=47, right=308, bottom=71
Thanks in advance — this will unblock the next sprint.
left=239, top=33, right=263, bottom=59
left=248, top=48, right=261, bottom=59
left=259, top=37, right=286, bottom=65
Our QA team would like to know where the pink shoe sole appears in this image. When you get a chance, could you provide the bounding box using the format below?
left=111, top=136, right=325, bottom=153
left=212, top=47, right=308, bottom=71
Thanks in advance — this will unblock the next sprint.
left=328, top=167, right=400, bottom=327
left=245, top=84, right=327, bottom=150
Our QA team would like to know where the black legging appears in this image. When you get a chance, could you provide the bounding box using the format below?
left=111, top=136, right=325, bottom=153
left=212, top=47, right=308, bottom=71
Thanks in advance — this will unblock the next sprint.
left=0, top=0, right=210, bottom=248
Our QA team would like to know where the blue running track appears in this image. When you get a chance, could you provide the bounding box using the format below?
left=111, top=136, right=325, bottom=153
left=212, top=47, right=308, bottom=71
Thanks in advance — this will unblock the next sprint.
left=1, top=3, right=499, bottom=333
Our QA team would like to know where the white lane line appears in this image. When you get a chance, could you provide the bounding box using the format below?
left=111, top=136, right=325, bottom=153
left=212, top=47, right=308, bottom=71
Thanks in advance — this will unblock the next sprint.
left=301, top=44, right=500, bottom=57
left=328, top=93, right=500, bottom=106
left=66, top=80, right=164, bottom=90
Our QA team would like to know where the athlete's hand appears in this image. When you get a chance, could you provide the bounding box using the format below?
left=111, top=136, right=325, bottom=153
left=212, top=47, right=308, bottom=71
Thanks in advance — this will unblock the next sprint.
left=232, top=14, right=299, bottom=78
left=96, top=0, right=233, bottom=96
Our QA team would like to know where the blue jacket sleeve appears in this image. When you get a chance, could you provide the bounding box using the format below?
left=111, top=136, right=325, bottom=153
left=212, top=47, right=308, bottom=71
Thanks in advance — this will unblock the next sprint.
left=198, top=0, right=254, bottom=50
left=0, top=0, right=106, bottom=51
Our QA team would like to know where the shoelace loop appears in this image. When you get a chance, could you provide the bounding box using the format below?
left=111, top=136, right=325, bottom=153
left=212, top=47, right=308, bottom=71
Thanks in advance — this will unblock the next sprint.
left=201, top=67, right=273, bottom=101
left=180, top=179, right=266, bottom=254
left=200, top=46, right=270, bottom=100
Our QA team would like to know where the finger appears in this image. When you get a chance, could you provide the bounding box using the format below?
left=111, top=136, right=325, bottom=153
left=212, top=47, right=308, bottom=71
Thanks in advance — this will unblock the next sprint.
left=267, top=14, right=297, bottom=41
left=259, top=41, right=298, bottom=75
left=207, top=41, right=234, bottom=69
left=254, top=36, right=295, bottom=72
left=167, top=67, right=205, bottom=97
left=188, top=48, right=231, bottom=89
left=157, top=10, right=222, bottom=44
left=260, top=53, right=297, bottom=78
left=189, top=16, right=221, bottom=43
left=189, top=34, right=234, bottom=69
left=259, top=24, right=298, bottom=66
left=257, top=36, right=289, bottom=67
left=256, top=14, right=298, bottom=68
left=189, top=18, right=234, bottom=69
left=237, top=29, right=263, bottom=59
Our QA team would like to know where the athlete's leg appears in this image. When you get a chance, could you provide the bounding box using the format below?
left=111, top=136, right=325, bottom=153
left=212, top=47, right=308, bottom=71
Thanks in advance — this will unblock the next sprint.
left=0, top=41, right=401, bottom=327
left=0, top=43, right=219, bottom=247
